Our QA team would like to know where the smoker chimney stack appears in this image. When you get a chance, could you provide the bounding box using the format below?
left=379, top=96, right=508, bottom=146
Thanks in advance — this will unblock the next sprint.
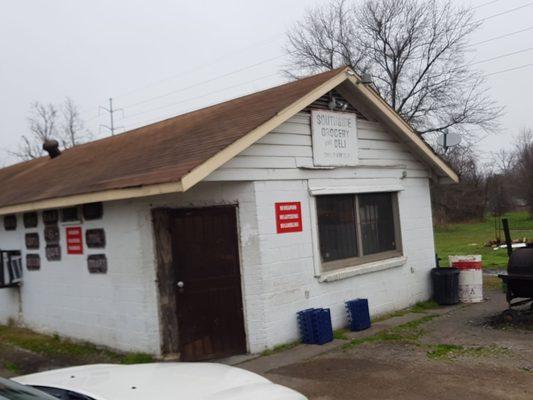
left=43, top=139, right=61, bottom=159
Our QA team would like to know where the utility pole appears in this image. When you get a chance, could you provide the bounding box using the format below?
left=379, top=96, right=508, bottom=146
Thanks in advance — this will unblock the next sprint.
left=99, top=98, right=124, bottom=136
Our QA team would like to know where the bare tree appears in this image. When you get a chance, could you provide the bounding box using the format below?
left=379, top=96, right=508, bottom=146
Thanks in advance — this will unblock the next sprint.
left=514, top=129, right=533, bottom=215
left=286, top=0, right=502, bottom=142
left=431, top=143, right=486, bottom=224
left=61, top=97, right=90, bottom=148
left=490, top=149, right=517, bottom=176
left=11, top=98, right=90, bottom=160
left=11, top=102, right=58, bottom=160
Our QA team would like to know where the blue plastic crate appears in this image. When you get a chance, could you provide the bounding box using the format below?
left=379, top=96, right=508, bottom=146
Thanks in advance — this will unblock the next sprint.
left=297, top=307, right=333, bottom=345
left=345, top=299, right=371, bottom=331
left=311, top=308, right=333, bottom=345
left=297, top=308, right=316, bottom=344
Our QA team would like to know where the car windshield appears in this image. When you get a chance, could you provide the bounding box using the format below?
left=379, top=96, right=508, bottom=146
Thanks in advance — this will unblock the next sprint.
left=0, top=378, right=56, bottom=400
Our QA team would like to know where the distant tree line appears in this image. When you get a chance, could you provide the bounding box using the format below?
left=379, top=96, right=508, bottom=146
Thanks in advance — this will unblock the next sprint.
left=432, top=130, right=533, bottom=224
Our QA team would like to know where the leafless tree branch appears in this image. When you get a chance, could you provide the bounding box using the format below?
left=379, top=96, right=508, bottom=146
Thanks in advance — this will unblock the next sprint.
left=10, top=98, right=91, bottom=160
left=285, top=0, right=503, bottom=144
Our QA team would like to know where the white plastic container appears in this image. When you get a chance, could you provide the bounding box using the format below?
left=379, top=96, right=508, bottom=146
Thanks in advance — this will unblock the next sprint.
left=449, top=255, right=483, bottom=303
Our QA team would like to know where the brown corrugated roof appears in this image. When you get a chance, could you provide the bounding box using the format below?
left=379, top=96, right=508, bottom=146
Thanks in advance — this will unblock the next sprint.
left=0, top=67, right=346, bottom=209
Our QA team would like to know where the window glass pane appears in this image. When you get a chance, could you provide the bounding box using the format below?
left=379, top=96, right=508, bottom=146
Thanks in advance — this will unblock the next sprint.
left=358, top=193, right=396, bottom=255
left=317, top=195, right=358, bottom=262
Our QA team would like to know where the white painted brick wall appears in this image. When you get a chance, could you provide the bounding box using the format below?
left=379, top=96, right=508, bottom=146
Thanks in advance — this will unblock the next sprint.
left=0, top=289, right=19, bottom=324
left=0, top=177, right=435, bottom=356
left=0, top=204, right=161, bottom=354
left=251, top=177, right=436, bottom=350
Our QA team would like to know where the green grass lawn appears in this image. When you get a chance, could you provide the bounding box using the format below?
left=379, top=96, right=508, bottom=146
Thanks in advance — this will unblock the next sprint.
left=434, top=212, right=533, bottom=268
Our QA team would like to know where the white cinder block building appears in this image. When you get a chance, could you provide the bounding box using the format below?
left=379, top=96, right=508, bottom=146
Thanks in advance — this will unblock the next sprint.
left=0, top=67, right=458, bottom=360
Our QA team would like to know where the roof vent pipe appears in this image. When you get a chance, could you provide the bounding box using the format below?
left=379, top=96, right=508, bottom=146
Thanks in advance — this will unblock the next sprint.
left=43, top=139, right=61, bottom=159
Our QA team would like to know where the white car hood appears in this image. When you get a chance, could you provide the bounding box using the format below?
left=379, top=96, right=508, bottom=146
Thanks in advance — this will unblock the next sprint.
left=13, top=363, right=306, bottom=400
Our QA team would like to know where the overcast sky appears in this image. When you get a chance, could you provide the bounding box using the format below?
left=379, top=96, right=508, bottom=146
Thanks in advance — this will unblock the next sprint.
left=1, top=0, right=532, bottom=166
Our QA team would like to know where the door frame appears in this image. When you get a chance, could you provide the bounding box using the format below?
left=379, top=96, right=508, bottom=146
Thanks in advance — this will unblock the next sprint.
left=151, top=205, right=249, bottom=357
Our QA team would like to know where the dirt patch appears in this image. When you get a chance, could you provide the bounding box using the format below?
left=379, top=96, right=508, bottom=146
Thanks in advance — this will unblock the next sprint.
left=0, top=343, right=64, bottom=377
left=486, top=309, right=533, bottom=331
left=0, top=325, right=154, bottom=378
left=265, top=289, right=533, bottom=400
left=269, top=343, right=532, bottom=400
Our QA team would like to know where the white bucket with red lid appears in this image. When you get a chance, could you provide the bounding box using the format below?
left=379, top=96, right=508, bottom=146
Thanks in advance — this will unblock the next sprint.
left=449, top=255, right=483, bottom=303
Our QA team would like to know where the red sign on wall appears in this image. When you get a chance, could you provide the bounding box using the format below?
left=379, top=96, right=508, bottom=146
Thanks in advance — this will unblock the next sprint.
left=275, top=202, right=303, bottom=234
left=66, top=227, right=83, bottom=255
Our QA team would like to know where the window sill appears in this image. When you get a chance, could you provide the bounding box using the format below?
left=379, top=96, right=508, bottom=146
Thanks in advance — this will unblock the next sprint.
left=317, top=255, right=407, bottom=283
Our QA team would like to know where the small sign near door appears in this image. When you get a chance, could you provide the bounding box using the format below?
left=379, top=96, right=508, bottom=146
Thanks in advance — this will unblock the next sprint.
left=66, top=227, right=83, bottom=255
left=275, top=202, right=303, bottom=234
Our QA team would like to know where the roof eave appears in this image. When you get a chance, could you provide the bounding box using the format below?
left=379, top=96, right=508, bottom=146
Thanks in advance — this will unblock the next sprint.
left=0, top=181, right=184, bottom=216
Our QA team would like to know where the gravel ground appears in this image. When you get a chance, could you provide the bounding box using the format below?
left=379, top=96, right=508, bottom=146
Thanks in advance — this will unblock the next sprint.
left=265, top=287, right=533, bottom=400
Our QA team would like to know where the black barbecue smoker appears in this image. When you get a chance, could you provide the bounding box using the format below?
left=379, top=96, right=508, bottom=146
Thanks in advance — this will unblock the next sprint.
left=497, top=218, right=533, bottom=321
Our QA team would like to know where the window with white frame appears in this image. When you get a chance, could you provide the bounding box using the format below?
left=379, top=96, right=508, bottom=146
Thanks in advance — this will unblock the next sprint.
left=316, top=192, right=402, bottom=271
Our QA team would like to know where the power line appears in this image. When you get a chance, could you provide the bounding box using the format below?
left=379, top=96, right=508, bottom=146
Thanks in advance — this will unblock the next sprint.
left=120, top=52, right=289, bottom=110
left=91, top=4, right=533, bottom=124
left=119, top=17, right=533, bottom=114
left=470, top=25, right=533, bottom=46
left=440, top=45, right=533, bottom=75
left=475, top=2, right=533, bottom=23
left=473, top=0, right=504, bottom=10
left=83, top=2, right=533, bottom=131
left=120, top=45, right=533, bottom=127
left=485, top=62, right=533, bottom=76
left=122, top=71, right=281, bottom=122
left=114, top=33, right=283, bottom=100
left=118, top=61, right=531, bottom=133
left=470, top=47, right=533, bottom=66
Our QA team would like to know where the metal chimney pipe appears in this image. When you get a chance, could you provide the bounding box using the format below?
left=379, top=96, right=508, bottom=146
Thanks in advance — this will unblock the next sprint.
left=43, top=139, right=61, bottom=159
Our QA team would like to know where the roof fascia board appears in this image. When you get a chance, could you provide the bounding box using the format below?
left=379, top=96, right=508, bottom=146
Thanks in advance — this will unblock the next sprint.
left=180, top=69, right=350, bottom=191
left=343, top=75, right=459, bottom=183
left=0, top=181, right=183, bottom=216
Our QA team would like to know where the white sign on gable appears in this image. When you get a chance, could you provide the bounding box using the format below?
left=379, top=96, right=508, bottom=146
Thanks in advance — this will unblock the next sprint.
left=311, top=110, right=357, bottom=166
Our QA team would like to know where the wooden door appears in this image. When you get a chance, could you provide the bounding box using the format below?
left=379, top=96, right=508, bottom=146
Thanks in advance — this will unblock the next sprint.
left=170, top=206, right=246, bottom=361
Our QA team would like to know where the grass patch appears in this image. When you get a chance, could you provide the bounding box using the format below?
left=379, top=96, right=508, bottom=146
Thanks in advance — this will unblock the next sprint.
left=261, top=341, right=300, bottom=356
left=343, top=315, right=438, bottom=350
left=427, top=344, right=464, bottom=359
left=342, top=331, right=404, bottom=349
left=0, top=325, right=153, bottom=364
left=434, top=211, right=533, bottom=268
left=333, top=329, right=349, bottom=340
left=373, top=300, right=440, bottom=323
left=410, top=300, right=440, bottom=313
left=3, top=361, right=20, bottom=374
left=483, top=275, right=504, bottom=292
left=372, top=309, right=410, bottom=323
left=120, top=353, right=155, bottom=364
left=427, top=344, right=510, bottom=360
